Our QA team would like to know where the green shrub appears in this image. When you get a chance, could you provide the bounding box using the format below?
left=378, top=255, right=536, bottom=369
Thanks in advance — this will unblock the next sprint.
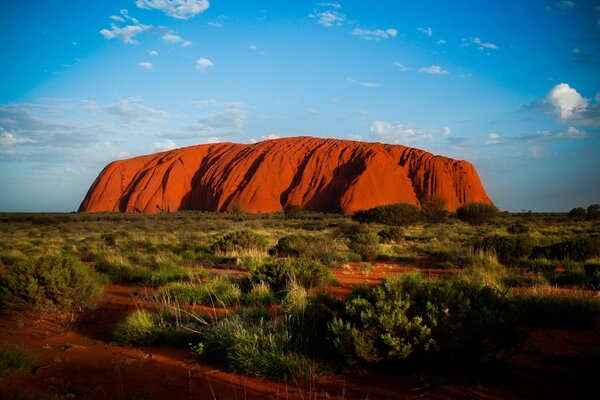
left=475, top=235, right=534, bottom=266
left=0, top=347, right=32, bottom=377
left=518, top=258, right=557, bottom=272
left=456, top=203, right=498, bottom=225
left=159, top=277, right=241, bottom=306
left=531, top=236, right=600, bottom=261
left=211, top=231, right=269, bottom=254
left=352, top=203, right=421, bottom=226
left=96, top=252, right=188, bottom=286
left=347, top=224, right=380, bottom=260
left=506, top=223, right=529, bottom=234
left=377, top=227, right=404, bottom=244
left=270, top=234, right=350, bottom=267
left=269, top=234, right=310, bottom=257
left=421, top=194, right=449, bottom=223
left=249, top=258, right=334, bottom=291
left=0, top=255, right=104, bottom=311
left=330, top=273, right=522, bottom=365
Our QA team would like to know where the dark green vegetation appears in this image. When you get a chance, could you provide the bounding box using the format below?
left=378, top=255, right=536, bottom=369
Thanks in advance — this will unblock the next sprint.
left=0, top=347, right=32, bottom=378
left=1, top=204, right=599, bottom=382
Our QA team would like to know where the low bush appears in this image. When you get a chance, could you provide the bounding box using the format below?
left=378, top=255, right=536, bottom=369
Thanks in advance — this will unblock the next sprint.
left=0, top=347, right=32, bottom=377
left=249, top=258, right=334, bottom=291
left=352, top=203, right=421, bottom=226
left=421, top=194, right=449, bottom=223
left=283, top=205, right=304, bottom=219
left=456, top=203, right=498, bottom=225
left=587, top=204, right=600, bottom=220
left=211, top=231, right=269, bottom=254
left=518, top=258, right=557, bottom=272
left=244, top=282, right=277, bottom=306
left=269, top=234, right=310, bottom=258
left=506, top=223, right=530, bottom=234
left=270, top=234, right=352, bottom=267
left=568, top=207, right=586, bottom=221
left=475, top=235, right=534, bottom=266
left=96, top=252, right=189, bottom=286
left=0, top=255, right=104, bottom=311
left=347, top=224, right=380, bottom=260
left=330, top=273, right=522, bottom=366
left=531, top=236, right=600, bottom=261
left=378, top=227, right=404, bottom=244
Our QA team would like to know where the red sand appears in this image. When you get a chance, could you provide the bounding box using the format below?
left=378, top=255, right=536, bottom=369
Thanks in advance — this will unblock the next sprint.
left=79, top=137, right=493, bottom=214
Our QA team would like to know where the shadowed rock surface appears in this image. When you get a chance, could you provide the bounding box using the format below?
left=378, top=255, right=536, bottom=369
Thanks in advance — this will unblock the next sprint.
left=79, top=136, right=493, bottom=213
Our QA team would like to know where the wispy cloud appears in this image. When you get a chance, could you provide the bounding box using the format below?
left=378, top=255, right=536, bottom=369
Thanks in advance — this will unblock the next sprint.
left=393, top=61, right=408, bottom=72
left=135, top=0, right=210, bottom=20
left=352, top=27, right=397, bottom=40
left=317, top=2, right=341, bottom=9
left=153, top=139, right=177, bottom=151
left=370, top=120, right=433, bottom=143
left=417, top=27, right=432, bottom=36
left=138, top=61, right=153, bottom=69
left=196, top=57, right=214, bottom=70
left=347, top=77, right=379, bottom=88
left=418, top=65, right=449, bottom=75
left=102, top=98, right=169, bottom=124
left=162, top=32, right=192, bottom=47
left=461, top=37, right=498, bottom=50
left=309, top=9, right=346, bottom=27
left=100, top=10, right=149, bottom=44
left=198, top=109, right=245, bottom=129
left=149, top=50, right=159, bottom=56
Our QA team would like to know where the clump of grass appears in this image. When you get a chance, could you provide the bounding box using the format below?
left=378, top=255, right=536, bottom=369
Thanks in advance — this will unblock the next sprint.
left=0, top=347, right=32, bottom=377
left=0, top=255, right=104, bottom=311
left=114, top=308, right=205, bottom=346
left=244, top=282, right=276, bottom=306
left=511, top=288, right=600, bottom=328
left=159, top=277, right=241, bottom=307
left=248, top=257, right=335, bottom=291
left=518, top=258, right=557, bottom=272
left=96, top=251, right=189, bottom=286
left=196, top=313, right=319, bottom=380
left=281, top=281, right=308, bottom=315
left=211, top=231, right=269, bottom=255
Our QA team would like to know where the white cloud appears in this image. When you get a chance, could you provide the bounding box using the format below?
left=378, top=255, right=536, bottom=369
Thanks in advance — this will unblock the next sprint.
left=198, top=109, right=245, bottom=129
left=0, top=130, right=35, bottom=147
left=418, top=65, right=449, bottom=75
left=149, top=50, right=159, bottom=56
left=347, top=77, right=379, bottom=88
left=370, top=120, right=433, bottom=143
left=393, top=61, right=408, bottom=72
left=305, top=108, right=320, bottom=117
left=436, top=39, right=446, bottom=44
left=153, top=139, right=177, bottom=151
left=135, top=0, right=210, bottom=20
left=249, top=134, right=281, bottom=143
left=317, top=2, right=341, bottom=9
left=196, top=57, right=214, bottom=70
left=206, top=137, right=220, bottom=143
left=557, top=1, right=575, bottom=9
left=352, top=27, right=397, bottom=40
left=138, top=61, right=153, bottom=69
left=417, top=27, right=432, bottom=36
left=102, top=98, right=169, bottom=124
left=100, top=9, right=149, bottom=44
left=462, top=37, right=498, bottom=50
left=208, top=21, right=223, bottom=27
left=566, top=126, right=585, bottom=136
left=442, top=126, right=452, bottom=137
left=162, top=32, right=192, bottom=47
left=546, top=83, right=589, bottom=121
left=249, top=44, right=257, bottom=50
left=309, top=10, right=346, bottom=27
left=486, top=133, right=505, bottom=144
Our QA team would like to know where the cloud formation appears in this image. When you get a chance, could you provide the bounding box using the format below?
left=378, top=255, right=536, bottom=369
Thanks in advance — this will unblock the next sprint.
left=418, top=65, right=449, bottom=75
left=100, top=10, right=149, bottom=44
left=102, top=98, right=169, bottom=124
left=352, top=28, right=397, bottom=40
left=347, top=77, right=379, bottom=88
left=138, top=61, right=153, bottom=69
left=461, top=37, right=498, bottom=51
left=136, top=0, right=210, bottom=20
left=162, top=32, right=192, bottom=47
left=370, top=120, right=433, bottom=142
left=417, top=27, right=432, bottom=36
left=196, top=57, right=214, bottom=70
left=309, top=9, right=346, bottom=27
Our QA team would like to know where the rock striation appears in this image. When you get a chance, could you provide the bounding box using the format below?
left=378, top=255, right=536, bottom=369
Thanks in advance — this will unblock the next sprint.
left=79, top=137, right=493, bottom=214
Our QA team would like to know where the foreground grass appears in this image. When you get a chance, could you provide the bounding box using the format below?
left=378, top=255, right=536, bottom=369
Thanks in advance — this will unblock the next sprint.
left=0, top=347, right=32, bottom=378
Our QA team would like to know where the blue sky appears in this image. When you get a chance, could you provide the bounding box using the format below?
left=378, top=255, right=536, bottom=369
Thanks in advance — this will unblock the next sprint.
left=1, top=0, right=599, bottom=212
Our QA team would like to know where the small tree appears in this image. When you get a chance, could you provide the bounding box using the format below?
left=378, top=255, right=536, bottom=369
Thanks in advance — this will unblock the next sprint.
left=421, top=194, right=449, bottom=223
left=568, top=207, right=586, bottom=221
left=352, top=203, right=420, bottom=226
left=586, top=204, right=600, bottom=221
left=456, top=202, right=498, bottom=226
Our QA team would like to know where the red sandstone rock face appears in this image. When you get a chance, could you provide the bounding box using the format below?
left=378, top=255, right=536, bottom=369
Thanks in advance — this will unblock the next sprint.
left=79, top=137, right=493, bottom=214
